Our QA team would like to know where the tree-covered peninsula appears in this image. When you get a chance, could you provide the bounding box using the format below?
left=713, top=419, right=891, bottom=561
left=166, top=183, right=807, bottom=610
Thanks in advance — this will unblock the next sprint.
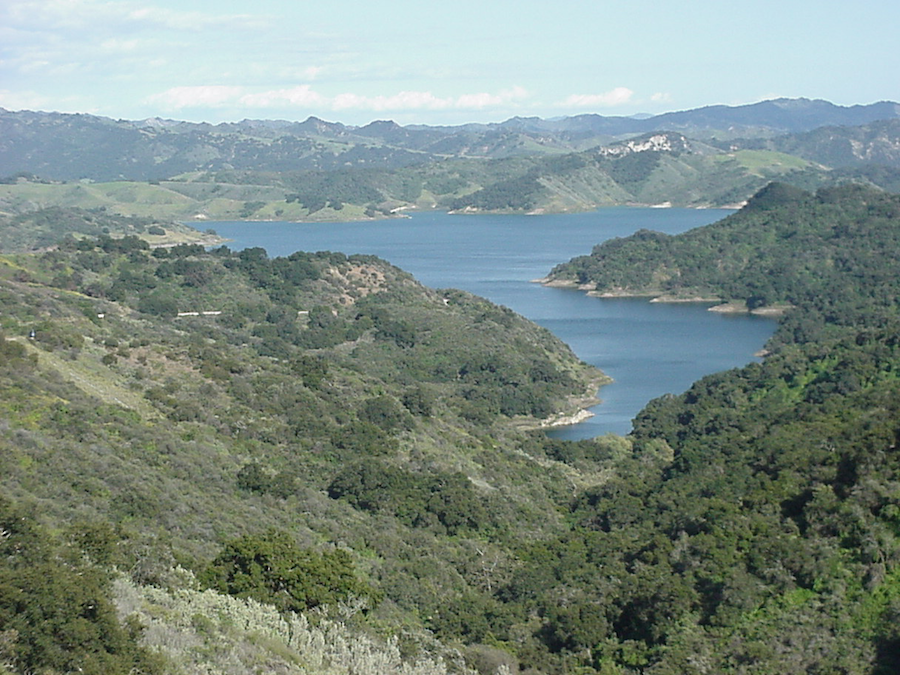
left=546, top=181, right=900, bottom=314
left=535, top=183, right=900, bottom=672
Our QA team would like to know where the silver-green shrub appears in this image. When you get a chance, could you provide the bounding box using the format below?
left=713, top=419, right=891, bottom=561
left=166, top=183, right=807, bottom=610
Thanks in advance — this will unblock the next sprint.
left=114, top=573, right=474, bottom=675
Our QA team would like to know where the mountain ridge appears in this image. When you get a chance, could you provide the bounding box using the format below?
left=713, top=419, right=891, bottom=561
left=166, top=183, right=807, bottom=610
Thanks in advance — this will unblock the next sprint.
left=3, top=98, right=900, bottom=183
left=3, top=99, right=900, bottom=225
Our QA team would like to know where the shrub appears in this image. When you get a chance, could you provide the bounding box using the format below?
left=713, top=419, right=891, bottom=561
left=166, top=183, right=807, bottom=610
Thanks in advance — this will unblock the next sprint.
left=199, top=529, right=376, bottom=613
left=137, top=292, right=179, bottom=317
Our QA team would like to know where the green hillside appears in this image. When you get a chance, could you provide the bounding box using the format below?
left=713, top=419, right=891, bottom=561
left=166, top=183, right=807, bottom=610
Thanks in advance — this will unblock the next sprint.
left=6, top=123, right=900, bottom=229
left=535, top=183, right=900, bottom=672
left=3, top=101, right=898, bottom=183
left=0, top=204, right=224, bottom=253
left=4, top=103, right=900, bottom=226
left=729, top=118, right=900, bottom=168
left=4, top=184, right=900, bottom=673
left=0, top=235, right=607, bottom=674
left=545, top=181, right=900, bottom=313
left=0, top=144, right=820, bottom=225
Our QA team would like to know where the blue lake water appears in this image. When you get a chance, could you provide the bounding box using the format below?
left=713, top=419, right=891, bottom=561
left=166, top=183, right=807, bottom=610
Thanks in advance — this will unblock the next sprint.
left=207, top=208, right=776, bottom=437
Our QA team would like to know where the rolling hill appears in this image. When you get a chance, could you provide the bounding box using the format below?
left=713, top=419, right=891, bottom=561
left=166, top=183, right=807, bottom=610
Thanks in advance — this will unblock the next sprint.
left=3, top=99, right=900, bottom=226
left=4, top=183, right=900, bottom=673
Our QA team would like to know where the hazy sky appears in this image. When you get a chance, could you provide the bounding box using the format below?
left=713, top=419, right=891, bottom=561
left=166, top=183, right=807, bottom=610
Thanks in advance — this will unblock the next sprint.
left=2, top=0, right=898, bottom=126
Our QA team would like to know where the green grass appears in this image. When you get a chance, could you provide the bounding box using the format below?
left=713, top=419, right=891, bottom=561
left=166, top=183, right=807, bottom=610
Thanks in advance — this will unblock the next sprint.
left=716, top=150, right=814, bottom=175
left=0, top=181, right=285, bottom=221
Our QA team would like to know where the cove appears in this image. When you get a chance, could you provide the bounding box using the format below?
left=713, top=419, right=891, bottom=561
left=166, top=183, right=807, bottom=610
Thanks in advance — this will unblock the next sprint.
left=206, top=208, right=776, bottom=437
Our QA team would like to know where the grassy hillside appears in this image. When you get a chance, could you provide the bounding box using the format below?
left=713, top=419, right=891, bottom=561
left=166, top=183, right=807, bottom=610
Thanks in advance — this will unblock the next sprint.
left=729, top=118, right=900, bottom=168
left=0, top=203, right=223, bottom=252
left=0, top=178, right=297, bottom=222
left=6, top=127, right=900, bottom=228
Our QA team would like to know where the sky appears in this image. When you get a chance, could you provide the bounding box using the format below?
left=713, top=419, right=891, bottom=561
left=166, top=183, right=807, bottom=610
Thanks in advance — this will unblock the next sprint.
left=2, top=0, right=898, bottom=127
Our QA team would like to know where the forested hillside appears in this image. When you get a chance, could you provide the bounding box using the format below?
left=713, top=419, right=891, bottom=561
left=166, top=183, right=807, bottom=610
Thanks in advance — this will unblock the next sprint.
left=0, top=233, right=607, bottom=674
left=535, top=184, right=900, bottom=672
left=546, top=181, right=900, bottom=314
left=3, top=184, right=900, bottom=673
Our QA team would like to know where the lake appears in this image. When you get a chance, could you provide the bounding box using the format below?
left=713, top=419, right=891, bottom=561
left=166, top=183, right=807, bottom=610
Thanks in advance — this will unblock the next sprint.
left=206, top=208, right=776, bottom=437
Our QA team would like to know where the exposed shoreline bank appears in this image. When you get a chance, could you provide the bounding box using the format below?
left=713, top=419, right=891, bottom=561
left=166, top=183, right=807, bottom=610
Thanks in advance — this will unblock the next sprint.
left=517, top=373, right=611, bottom=431
left=532, top=277, right=791, bottom=316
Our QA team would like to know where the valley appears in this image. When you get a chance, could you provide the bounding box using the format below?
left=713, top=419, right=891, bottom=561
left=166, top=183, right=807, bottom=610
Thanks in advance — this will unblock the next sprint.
left=2, top=100, right=900, bottom=674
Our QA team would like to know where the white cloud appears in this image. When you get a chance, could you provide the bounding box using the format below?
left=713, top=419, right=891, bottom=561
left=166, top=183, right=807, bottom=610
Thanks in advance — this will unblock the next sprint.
left=125, top=6, right=270, bottom=31
left=5, top=0, right=134, bottom=32
left=0, top=88, right=95, bottom=113
left=2, top=0, right=265, bottom=32
left=142, top=84, right=531, bottom=115
left=146, top=85, right=245, bottom=110
left=336, top=91, right=450, bottom=112
left=47, top=61, right=83, bottom=77
left=559, top=87, right=635, bottom=108
left=2, top=0, right=258, bottom=83
left=331, top=86, right=529, bottom=112
left=99, top=38, right=141, bottom=53
left=0, top=89, right=55, bottom=110
left=17, top=58, right=53, bottom=74
left=651, top=92, right=672, bottom=103
left=455, top=86, right=528, bottom=109
left=240, top=86, right=326, bottom=108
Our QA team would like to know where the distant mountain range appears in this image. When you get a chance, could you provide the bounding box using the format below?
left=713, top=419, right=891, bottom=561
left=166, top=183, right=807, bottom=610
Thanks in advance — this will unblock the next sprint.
left=2, top=98, right=900, bottom=222
left=726, top=117, right=900, bottom=167
left=3, top=98, right=900, bottom=183
left=433, top=98, right=900, bottom=137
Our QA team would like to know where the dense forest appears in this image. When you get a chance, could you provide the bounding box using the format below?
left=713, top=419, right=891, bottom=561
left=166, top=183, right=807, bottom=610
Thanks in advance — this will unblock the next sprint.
left=3, top=182, right=900, bottom=673
left=538, top=183, right=900, bottom=672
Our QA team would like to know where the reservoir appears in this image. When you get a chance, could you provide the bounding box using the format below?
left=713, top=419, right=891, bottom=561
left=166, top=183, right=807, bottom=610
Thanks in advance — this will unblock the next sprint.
left=207, top=208, right=776, bottom=437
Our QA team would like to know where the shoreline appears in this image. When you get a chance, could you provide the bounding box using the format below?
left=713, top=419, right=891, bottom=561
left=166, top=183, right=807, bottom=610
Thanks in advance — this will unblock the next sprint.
left=537, top=408, right=596, bottom=429
left=520, top=372, right=611, bottom=431
left=183, top=203, right=737, bottom=227
left=534, top=277, right=791, bottom=316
